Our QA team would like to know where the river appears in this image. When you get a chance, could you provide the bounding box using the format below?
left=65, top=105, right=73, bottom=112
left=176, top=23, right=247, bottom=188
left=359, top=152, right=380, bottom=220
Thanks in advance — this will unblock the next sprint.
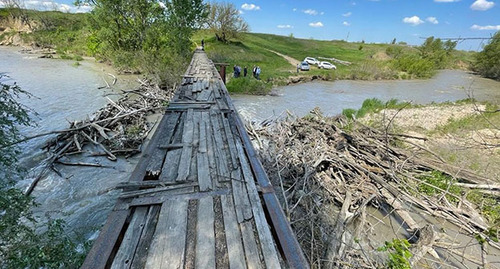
left=1, top=47, right=500, bottom=239
left=233, top=70, right=500, bottom=122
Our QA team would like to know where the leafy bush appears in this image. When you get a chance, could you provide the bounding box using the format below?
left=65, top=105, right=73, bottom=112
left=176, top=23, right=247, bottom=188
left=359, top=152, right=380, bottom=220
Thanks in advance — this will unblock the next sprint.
left=226, top=77, right=271, bottom=95
left=474, top=31, right=500, bottom=80
left=418, top=171, right=462, bottom=204
left=377, top=238, right=412, bottom=269
left=342, top=98, right=411, bottom=119
left=392, top=55, right=435, bottom=78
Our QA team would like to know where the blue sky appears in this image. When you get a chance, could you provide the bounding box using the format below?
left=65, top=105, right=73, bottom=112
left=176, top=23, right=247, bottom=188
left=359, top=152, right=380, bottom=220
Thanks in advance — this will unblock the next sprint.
left=2, top=0, right=498, bottom=50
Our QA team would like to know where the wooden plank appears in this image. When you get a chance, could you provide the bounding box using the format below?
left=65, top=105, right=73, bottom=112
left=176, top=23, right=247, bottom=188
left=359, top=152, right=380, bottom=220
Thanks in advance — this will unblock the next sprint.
left=195, top=196, right=216, bottom=268
left=240, top=221, right=263, bottom=269
left=130, top=189, right=230, bottom=208
left=213, top=81, right=222, bottom=99
left=231, top=168, right=253, bottom=223
left=145, top=199, right=188, bottom=269
left=205, top=112, right=218, bottom=189
left=188, top=112, right=201, bottom=182
left=176, top=109, right=194, bottom=182
left=197, top=112, right=212, bottom=191
left=81, top=208, right=129, bottom=269
left=111, top=207, right=149, bottom=269
left=158, top=112, right=185, bottom=182
left=130, top=206, right=161, bottom=269
left=235, top=138, right=281, bottom=268
left=196, top=89, right=212, bottom=101
left=221, top=116, right=239, bottom=169
left=146, top=113, right=180, bottom=176
left=167, top=103, right=211, bottom=111
left=221, top=195, right=247, bottom=269
left=184, top=200, right=198, bottom=268
left=210, top=110, right=230, bottom=183
left=158, top=149, right=182, bottom=182
left=119, top=182, right=197, bottom=199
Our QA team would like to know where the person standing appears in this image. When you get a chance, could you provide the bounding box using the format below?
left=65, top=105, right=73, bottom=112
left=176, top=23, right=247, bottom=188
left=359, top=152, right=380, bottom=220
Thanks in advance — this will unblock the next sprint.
left=252, top=66, right=257, bottom=78
left=233, top=65, right=237, bottom=78
left=201, top=39, right=204, bottom=50
left=256, top=66, right=261, bottom=80
left=244, top=66, right=248, bottom=77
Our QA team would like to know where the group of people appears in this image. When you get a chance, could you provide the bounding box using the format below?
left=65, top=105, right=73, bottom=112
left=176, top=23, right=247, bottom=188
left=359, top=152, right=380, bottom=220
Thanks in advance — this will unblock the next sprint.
left=233, top=65, right=261, bottom=80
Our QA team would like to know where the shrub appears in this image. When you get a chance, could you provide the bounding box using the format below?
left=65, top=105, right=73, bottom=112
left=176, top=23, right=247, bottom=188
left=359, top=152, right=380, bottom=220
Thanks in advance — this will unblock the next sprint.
left=226, top=77, right=271, bottom=95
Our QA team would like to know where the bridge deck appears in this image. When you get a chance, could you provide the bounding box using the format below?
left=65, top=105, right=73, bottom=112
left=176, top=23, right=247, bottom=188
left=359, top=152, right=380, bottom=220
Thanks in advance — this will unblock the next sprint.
left=82, top=50, right=307, bottom=269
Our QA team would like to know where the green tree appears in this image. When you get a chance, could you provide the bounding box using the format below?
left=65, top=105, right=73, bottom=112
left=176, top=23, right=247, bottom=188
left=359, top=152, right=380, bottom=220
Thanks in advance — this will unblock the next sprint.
left=474, top=31, right=500, bottom=80
left=206, top=2, right=249, bottom=43
left=79, top=0, right=207, bottom=82
left=0, top=78, right=87, bottom=268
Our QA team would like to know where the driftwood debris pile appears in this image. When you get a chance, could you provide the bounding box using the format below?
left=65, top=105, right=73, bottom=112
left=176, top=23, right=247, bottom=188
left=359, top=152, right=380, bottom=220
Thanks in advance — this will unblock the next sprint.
left=25, top=79, right=175, bottom=195
left=252, top=108, right=500, bottom=268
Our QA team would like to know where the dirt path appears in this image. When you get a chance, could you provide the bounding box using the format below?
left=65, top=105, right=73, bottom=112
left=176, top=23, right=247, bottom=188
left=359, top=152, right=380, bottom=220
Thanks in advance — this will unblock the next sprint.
left=265, top=49, right=301, bottom=67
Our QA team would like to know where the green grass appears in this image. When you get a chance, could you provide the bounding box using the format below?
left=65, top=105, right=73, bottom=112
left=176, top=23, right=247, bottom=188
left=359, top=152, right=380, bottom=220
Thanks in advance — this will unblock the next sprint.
left=225, top=76, right=272, bottom=95
left=432, top=102, right=500, bottom=135
left=342, top=98, right=413, bottom=119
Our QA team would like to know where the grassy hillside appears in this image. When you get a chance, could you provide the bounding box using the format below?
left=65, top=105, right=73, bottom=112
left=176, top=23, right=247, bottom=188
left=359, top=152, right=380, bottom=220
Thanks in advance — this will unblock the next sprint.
left=193, top=31, right=475, bottom=93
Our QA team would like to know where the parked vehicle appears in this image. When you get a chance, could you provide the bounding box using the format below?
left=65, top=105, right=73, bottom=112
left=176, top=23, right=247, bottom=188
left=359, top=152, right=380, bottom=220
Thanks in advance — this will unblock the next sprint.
left=318, top=61, right=337, bottom=70
left=304, top=57, right=319, bottom=65
left=300, top=61, right=310, bottom=71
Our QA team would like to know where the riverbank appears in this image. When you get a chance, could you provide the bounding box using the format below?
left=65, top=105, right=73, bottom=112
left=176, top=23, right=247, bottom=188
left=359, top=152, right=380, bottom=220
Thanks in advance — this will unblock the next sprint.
left=251, top=100, right=500, bottom=267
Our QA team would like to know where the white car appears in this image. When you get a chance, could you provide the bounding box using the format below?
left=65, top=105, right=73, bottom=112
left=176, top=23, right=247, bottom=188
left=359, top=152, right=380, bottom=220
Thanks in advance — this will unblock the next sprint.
left=300, top=61, right=310, bottom=71
left=318, top=61, right=337, bottom=70
left=304, top=57, right=319, bottom=65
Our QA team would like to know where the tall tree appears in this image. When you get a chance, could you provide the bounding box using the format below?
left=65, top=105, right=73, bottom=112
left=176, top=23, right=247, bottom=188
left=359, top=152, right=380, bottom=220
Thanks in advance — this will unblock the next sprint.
left=206, top=2, right=248, bottom=43
left=474, top=31, right=500, bottom=80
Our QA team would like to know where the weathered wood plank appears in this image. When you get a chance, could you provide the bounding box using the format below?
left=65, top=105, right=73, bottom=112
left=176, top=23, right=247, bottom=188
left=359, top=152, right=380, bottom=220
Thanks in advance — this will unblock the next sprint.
left=176, top=109, right=194, bottom=182
left=119, top=182, right=197, bottom=199
left=240, top=221, right=263, bottom=269
left=145, top=113, right=180, bottom=176
left=205, top=113, right=218, bottom=189
left=221, top=195, right=247, bottom=269
left=221, top=115, right=239, bottom=169
left=235, top=138, right=281, bottom=268
left=197, top=112, right=212, bottom=191
left=210, top=110, right=230, bottom=183
left=130, top=188, right=230, bottom=208
left=158, top=149, right=182, bottom=182
left=188, top=112, right=201, bottom=182
left=130, top=206, right=161, bottom=269
left=196, top=89, right=212, bottom=101
left=81, top=208, right=129, bottom=269
left=167, top=103, right=211, bottom=111
left=111, top=207, right=149, bottom=269
left=145, top=199, right=188, bottom=269
left=195, top=196, right=216, bottom=268
left=231, top=167, right=253, bottom=223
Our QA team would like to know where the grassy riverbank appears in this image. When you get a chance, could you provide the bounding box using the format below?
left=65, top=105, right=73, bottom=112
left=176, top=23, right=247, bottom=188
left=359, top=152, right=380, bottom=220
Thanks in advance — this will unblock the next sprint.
left=193, top=31, right=475, bottom=94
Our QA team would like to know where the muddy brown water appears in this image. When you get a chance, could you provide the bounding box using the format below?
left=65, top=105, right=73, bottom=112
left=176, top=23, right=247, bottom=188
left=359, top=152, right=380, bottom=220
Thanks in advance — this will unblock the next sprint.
left=233, top=70, right=500, bottom=122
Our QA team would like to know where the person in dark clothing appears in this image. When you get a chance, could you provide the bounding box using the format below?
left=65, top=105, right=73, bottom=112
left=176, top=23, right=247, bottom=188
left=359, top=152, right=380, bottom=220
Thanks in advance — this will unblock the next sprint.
left=244, top=66, right=248, bottom=77
left=201, top=39, right=204, bottom=50
left=233, top=65, right=238, bottom=78
left=252, top=66, right=257, bottom=78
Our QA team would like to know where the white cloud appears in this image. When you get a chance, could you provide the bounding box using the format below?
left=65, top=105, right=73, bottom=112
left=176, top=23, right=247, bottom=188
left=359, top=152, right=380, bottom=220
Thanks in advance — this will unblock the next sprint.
left=471, top=24, right=500, bottom=30
left=241, top=3, right=260, bottom=11
left=343, top=21, right=351, bottom=26
left=303, top=9, right=318, bottom=15
left=434, top=0, right=460, bottom=2
left=403, top=16, right=424, bottom=26
left=309, top=21, right=324, bottom=27
left=426, top=17, right=439, bottom=24
left=471, top=0, right=495, bottom=10
left=292, top=8, right=297, bottom=12
left=10, top=0, right=92, bottom=13
left=342, top=11, right=352, bottom=17
left=277, top=24, right=293, bottom=29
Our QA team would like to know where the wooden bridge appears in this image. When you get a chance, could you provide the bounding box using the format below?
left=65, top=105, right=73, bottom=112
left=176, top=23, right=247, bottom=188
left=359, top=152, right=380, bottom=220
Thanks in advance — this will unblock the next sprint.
left=82, top=49, right=308, bottom=269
